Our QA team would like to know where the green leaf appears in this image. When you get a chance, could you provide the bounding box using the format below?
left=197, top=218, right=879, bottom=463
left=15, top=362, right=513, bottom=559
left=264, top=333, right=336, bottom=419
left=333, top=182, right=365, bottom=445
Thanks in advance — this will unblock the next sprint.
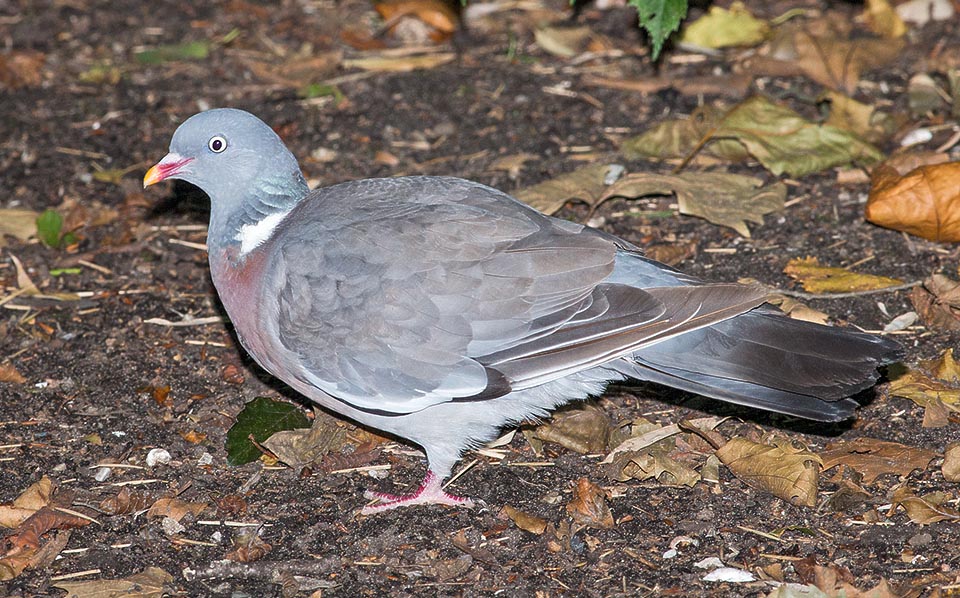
left=35, top=209, right=64, bottom=248
left=135, top=40, right=210, bottom=65
left=226, top=396, right=312, bottom=466
left=628, top=0, right=688, bottom=60
left=50, top=267, right=82, bottom=276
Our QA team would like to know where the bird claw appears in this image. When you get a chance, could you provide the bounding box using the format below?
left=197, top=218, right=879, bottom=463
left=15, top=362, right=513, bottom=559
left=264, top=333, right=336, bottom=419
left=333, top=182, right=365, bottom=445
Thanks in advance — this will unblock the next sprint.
left=360, top=471, right=474, bottom=514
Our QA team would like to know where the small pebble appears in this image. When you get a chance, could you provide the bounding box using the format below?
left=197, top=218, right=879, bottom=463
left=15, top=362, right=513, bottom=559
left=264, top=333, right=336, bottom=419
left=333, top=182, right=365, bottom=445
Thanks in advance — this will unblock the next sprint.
left=146, top=448, right=172, bottom=467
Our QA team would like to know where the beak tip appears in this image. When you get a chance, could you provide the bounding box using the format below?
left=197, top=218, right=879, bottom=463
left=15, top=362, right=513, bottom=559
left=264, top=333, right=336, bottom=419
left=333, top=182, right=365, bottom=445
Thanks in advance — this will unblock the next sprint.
left=143, top=164, right=161, bottom=189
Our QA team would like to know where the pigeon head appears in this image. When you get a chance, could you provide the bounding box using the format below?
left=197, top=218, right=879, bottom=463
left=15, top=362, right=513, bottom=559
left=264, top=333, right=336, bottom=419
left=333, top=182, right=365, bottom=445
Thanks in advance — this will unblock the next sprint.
left=144, top=108, right=309, bottom=249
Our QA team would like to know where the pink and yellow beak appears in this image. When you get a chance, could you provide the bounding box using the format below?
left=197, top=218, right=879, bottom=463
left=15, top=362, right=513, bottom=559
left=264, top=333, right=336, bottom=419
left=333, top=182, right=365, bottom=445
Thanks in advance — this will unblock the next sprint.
left=143, top=153, right=194, bottom=188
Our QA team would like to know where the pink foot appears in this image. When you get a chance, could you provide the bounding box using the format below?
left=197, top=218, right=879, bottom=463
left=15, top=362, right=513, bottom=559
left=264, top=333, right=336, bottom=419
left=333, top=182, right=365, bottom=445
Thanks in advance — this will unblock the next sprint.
left=361, top=470, right=474, bottom=514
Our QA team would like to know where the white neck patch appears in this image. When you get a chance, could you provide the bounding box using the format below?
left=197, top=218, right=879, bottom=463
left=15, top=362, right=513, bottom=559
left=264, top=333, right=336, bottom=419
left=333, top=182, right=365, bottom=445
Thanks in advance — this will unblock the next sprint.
left=234, top=209, right=291, bottom=257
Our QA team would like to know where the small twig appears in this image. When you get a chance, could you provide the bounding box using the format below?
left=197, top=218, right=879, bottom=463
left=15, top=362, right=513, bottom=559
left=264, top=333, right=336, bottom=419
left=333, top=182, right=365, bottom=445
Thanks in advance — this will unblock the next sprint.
left=772, top=280, right=922, bottom=300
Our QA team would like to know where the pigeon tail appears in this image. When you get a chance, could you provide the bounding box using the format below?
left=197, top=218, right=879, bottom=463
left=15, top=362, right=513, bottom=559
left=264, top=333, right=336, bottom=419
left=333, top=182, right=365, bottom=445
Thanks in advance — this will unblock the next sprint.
left=621, top=307, right=903, bottom=421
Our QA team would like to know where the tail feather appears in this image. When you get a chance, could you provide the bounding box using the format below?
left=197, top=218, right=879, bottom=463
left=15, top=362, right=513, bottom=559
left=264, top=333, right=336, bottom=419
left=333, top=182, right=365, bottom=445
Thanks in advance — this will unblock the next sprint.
left=620, top=307, right=902, bottom=422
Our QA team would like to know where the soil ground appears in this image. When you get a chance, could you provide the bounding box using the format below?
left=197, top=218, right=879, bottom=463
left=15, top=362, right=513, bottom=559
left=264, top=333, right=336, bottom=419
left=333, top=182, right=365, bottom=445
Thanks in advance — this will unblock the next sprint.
left=1, top=1, right=959, bottom=596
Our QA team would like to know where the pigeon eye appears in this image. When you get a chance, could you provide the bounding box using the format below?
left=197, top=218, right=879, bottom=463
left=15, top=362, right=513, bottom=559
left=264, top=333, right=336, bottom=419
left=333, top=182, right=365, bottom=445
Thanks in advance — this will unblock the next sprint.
left=208, top=135, right=227, bottom=153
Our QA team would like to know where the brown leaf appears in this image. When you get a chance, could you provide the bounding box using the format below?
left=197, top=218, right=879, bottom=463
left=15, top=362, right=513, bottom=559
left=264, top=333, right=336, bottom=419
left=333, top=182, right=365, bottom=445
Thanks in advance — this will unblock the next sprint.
left=822, top=91, right=899, bottom=145
left=0, top=51, right=45, bottom=89
left=262, top=412, right=349, bottom=470
left=888, top=348, right=960, bottom=409
left=243, top=52, right=342, bottom=89
left=819, top=437, right=937, bottom=484
left=375, top=0, right=459, bottom=34
left=99, top=487, right=153, bottom=516
left=514, top=163, right=619, bottom=215
left=0, top=208, right=38, bottom=248
left=0, top=363, right=27, bottom=384
left=0, top=477, right=54, bottom=528
left=717, top=437, right=821, bottom=507
left=890, top=487, right=960, bottom=524
left=607, top=448, right=702, bottom=487
left=865, top=160, right=960, bottom=242
left=784, top=257, right=903, bottom=294
left=53, top=567, right=173, bottom=598
left=601, top=172, right=786, bottom=237
left=910, top=274, right=960, bottom=331
left=943, top=442, right=960, bottom=482
left=525, top=403, right=613, bottom=455
left=225, top=527, right=272, bottom=562
left=565, top=478, right=614, bottom=529
left=644, top=241, right=697, bottom=266
left=342, top=52, right=455, bottom=73
left=501, top=504, right=549, bottom=534
left=146, top=497, right=207, bottom=522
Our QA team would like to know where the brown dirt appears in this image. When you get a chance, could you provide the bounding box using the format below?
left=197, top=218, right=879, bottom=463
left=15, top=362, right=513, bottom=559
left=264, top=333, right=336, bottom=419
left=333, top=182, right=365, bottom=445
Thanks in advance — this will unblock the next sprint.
left=1, top=1, right=959, bottom=596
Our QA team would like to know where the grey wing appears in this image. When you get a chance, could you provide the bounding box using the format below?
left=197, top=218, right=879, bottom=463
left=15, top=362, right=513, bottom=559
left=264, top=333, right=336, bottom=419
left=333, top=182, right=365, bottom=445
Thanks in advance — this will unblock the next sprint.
left=271, top=177, right=769, bottom=414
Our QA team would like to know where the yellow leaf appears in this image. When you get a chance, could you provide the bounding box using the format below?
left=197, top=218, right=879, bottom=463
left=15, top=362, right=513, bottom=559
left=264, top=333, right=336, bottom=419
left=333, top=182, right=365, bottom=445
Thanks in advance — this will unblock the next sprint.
left=864, top=0, right=907, bottom=38
left=783, top=257, right=903, bottom=294
left=681, top=2, right=770, bottom=49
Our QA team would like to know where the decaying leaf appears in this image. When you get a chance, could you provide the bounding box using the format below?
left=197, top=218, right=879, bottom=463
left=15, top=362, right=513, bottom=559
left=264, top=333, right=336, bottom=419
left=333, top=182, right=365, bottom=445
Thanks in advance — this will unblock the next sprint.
left=0, top=51, right=45, bottom=89
left=784, top=257, right=903, bottom=294
left=242, top=52, right=343, bottom=89
left=890, top=487, right=960, bottom=524
left=0, top=477, right=54, bottom=529
left=0, top=363, right=26, bottom=384
left=225, top=526, right=272, bottom=562
left=607, top=447, right=702, bottom=487
left=865, top=160, right=960, bottom=242
left=0, top=208, right=38, bottom=248
left=602, top=416, right=723, bottom=464
left=146, top=497, right=207, bottom=522
left=819, top=437, right=937, bottom=484
left=566, top=478, right=614, bottom=529
left=821, top=91, right=898, bottom=146
left=911, top=275, right=960, bottom=331
left=863, top=0, right=907, bottom=39
left=376, top=0, right=459, bottom=42
left=781, top=560, right=900, bottom=598
left=54, top=567, right=173, bottom=598
left=624, top=96, right=883, bottom=177
left=226, top=396, right=312, bottom=466
left=888, top=348, right=960, bottom=413
left=515, top=163, right=620, bottom=215
left=717, top=437, right=821, bottom=507
left=766, top=23, right=903, bottom=93
left=502, top=504, right=549, bottom=534
left=600, top=172, right=786, bottom=237
left=680, top=2, right=770, bottom=49
left=342, top=52, right=455, bottom=72
left=261, top=411, right=350, bottom=470
left=534, top=25, right=595, bottom=58
left=943, top=442, right=960, bottom=482
left=766, top=295, right=831, bottom=325
left=525, top=402, right=613, bottom=455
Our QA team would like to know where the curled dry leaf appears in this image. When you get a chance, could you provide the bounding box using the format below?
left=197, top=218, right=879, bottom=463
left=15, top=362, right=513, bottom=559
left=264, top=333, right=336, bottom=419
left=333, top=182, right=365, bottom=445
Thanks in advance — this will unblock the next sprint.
left=784, top=257, right=903, bottom=294
left=342, top=52, right=455, bottom=73
left=0, top=208, right=38, bottom=248
left=225, top=527, right=272, bottom=562
left=145, top=497, right=207, bottom=522
left=607, top=448, right=702, bottom=487
left=910, top=274, right=960, bottom=331
left=890, top=487, right=960, bottom=524
left=515, top=163, right=619, bottom=215
left=99, top=486, right=154, bottom=516
left=501, top=504, right=549, bottom=534
left=376, top=0, right=458, bottom=43
left=888, top=348, right=960, bottom=413
left=53, top=567, right=173, bottom=598
left=566, top=478, right=614, bottom=529
left=600, top=172, right=786, bottom=237
left=819, top=437, right=937, bottom=484
left=866, top=160, right=960, bottom=242
left=943, top=442, right=960, bottom=482
left=525, top=402, right=613, bottom=455
left=262, top=412, right=349, bottom=470
left=0, top=476, right=54, bottom=529
left=716, top=437, right=821, bottom=507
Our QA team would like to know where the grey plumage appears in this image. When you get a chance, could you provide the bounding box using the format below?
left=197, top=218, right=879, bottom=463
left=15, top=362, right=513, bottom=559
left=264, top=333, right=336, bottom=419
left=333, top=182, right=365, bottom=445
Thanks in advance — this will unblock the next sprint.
left=145, top=108, right=902, bottom=512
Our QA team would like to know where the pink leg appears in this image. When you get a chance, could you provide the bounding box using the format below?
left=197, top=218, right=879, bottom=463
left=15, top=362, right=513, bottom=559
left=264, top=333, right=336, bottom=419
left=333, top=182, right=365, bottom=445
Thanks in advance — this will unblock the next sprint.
left=361, top=470, right=474, bottom=514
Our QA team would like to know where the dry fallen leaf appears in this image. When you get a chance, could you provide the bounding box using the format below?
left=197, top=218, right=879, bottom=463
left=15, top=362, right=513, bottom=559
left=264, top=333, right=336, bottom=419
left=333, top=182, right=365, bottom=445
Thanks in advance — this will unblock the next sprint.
left=534, top=25, right=595, bottom=58
left=766, top=295, right=831, bottom=325
left=910, top=274, right=960, bottom=331
left=819, top=437, right=937, bottom=484
left=0, top=51, right=45, bottom=89
left=865, top=160, right=960, bottom=242
left=890, top=487, right=960, bottom=524
left=717, top=437, right=821, bottom=507
left=607, top=447, right=702, bottom=487
left=342, top=52, right=455, bottom=72
left=600, top=172, right=786, bottom=237
left=943, top=442, right=960, bottom=482
left=680, top=1, right=770, bottom=49
left=0, top=363, right=26, bottom=384
left=525, top=402, right=613, bottom=455
left=863, top=0, right=907, bottom=39
left=376, top=0, right=458, bottom=43
left=262, top=412, right=349, bottom=470
left=53, top=567, right=173, bottom=598
left=822, top=91, right=899, bottom=146
left=566, top=478, right=614, bottom=529
left=784, top=257, right=903, bottom=294
left=145, top=497, right=207, bottom=522
left=888, top=348, right=960, bottom=413
left=0, top=208, right=38, bottom=248
left=501, top=504, right=549, bottom=534
left=515, top=163, right=619, bottom=215
left=0, top=477, right=54, bottom=529
left=243, top=52, right=343, bottom=89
